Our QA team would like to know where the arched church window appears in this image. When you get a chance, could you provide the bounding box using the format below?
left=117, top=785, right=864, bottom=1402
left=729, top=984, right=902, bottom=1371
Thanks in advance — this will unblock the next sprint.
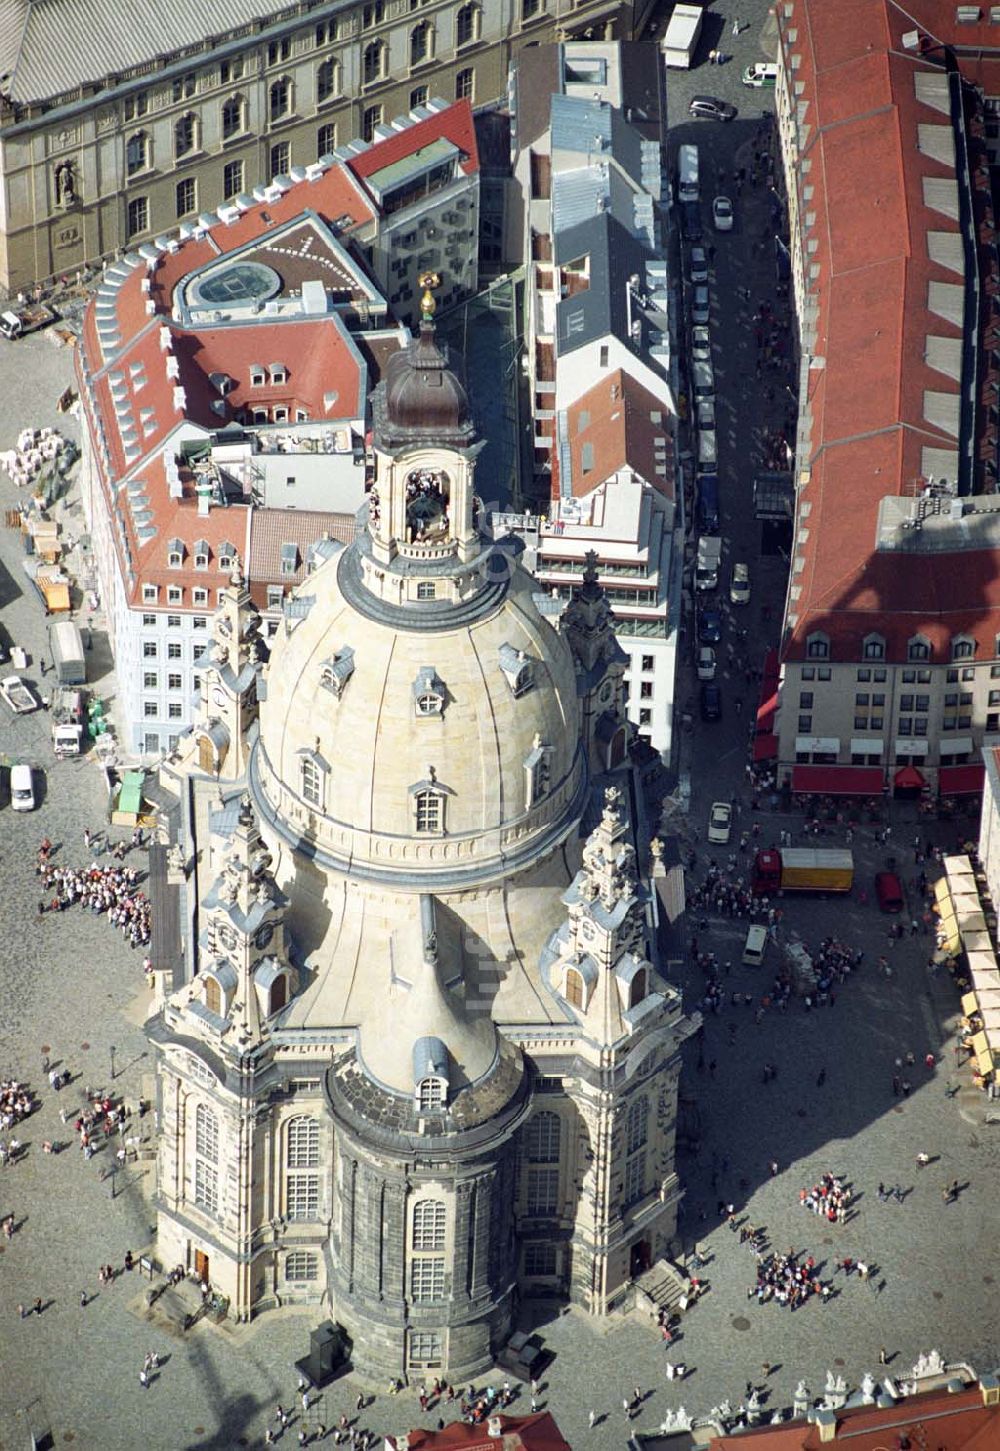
left=285, top=1117, right=319, bottom=1220
left=412, top=1198, right=446, bottom=1250
left=269, top=976, right=287, bottom=1015
left=405, top=468, right=450, bottom=542
left=196, top=1103, right=219, bottom=1162
left=525, top=1111, right=560, bottom=1163
left=204, top=975, right=221, bottom=1014
left=564, top=966, right=584, bottom=1008
left=193, top=1102, right=219, bottom=1214
left=628, top=969, right=649, bottom=1009
left=286, top=1116, right=319, bottom=1168
left=626, top=1096, right=648, bottom=1155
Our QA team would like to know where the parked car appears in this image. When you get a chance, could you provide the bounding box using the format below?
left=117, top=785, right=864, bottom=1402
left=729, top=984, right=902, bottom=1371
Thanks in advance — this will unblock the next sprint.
left=742, top=61, right=778, bottom=87
left=699, top=682, right=722, bottom=721
left=688, top=95, right=737, bottom=121
left=689, top=245, right=709, bottom=284
left=708, top=800, right=732, bottom=843
left=691, top=285, right=710, bottom=324
left=713, top=195, right=734, bottom=232
left=11, top=762, right=36, bottom=812
left=875, top=871, right=904, bottom=913
left=730, top=561, right=751, bottom=605
left=697, top=397, right=716, bottom=430
left=681, top=199, right=703, bottom=241
left=697, top=645, right=717, bottom=680
left=691, top=324, right=711, bottom=361
left=698, top=607, right=723, bottom=644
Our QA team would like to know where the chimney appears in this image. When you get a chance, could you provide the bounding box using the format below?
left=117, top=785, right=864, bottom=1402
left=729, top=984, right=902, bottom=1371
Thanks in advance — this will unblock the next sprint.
left=814, top=1408, right=837, bottom=1442
left=486, top=1417, right=502, bottom=1438
left=981, top=1372, right=1000, bottom=1405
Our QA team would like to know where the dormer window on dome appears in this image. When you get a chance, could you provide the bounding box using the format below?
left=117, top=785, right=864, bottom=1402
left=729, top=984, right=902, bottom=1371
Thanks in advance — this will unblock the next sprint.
left=413, top=1035, right=449, bottom=1109
left=320, top=646, right=355, bottom=698
left=499, top=643, right=534, bottom=698
left=413, top=667, right=446, bottom=717
left=409, top=768, right=452, bottom=834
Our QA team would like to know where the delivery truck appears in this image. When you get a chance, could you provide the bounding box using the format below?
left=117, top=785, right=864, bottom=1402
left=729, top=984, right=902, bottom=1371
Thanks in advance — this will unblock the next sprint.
left=49, top=620, right=86, bottom=685
left=751, top=847, right=854, bottom=896
left=661, top=2, right=704, bottom=68
left=51, top=687, right=84, bottom=757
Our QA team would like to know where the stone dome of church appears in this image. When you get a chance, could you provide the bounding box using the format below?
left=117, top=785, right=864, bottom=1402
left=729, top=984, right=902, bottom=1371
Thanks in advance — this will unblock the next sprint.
left=380, top=322, right=472, bottom=442
left=250, top=547, right=586, bottom=887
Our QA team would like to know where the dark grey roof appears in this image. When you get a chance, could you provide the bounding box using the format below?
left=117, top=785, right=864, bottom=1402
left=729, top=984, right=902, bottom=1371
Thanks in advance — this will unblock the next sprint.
left=412, top=1035, right=449, bottom=1085
left=554, top=213, right=652, bottom=357
left=508, top=44, right=562, bottom=153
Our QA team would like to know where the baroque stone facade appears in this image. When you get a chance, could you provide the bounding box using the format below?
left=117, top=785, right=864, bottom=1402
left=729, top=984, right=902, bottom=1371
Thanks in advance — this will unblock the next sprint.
left=0, top=0, right=634, bottom=299
left=147, top=297, right=696, bottom=1380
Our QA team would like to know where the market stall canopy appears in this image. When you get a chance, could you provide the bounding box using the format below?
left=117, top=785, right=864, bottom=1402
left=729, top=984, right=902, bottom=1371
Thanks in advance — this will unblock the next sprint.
left=961, top=990, right=980, bottom=1016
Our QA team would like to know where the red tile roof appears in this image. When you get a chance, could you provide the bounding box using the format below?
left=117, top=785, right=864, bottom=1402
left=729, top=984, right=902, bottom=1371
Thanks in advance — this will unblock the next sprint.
left=705, top=1380, right=1000, bottom=1451
left=386, top=1412, right=570, bottom=1451
left=345, top=99, right=479, bottom=186
left=779, top=0, right=994, bottom=665
left=559, top=369, right=673, bottom=501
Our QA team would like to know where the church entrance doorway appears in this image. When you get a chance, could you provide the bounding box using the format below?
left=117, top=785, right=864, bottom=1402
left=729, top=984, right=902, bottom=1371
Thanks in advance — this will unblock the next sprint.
left=195, top=1248, right=210, bottom=1284
left=629, top=1239, right=651, bottom=1278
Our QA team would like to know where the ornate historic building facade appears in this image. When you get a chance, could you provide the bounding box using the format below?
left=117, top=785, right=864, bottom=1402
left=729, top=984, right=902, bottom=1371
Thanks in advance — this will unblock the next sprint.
left=147, top=297, right=696, bottom=1380
left=0, top=0, right=637, bottom=299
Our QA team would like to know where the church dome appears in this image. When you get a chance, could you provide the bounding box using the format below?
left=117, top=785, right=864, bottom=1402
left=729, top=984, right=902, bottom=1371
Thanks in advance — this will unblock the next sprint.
left=250, top=547, right=587, bottom=888
left=378, top=322, right=473, bottom=445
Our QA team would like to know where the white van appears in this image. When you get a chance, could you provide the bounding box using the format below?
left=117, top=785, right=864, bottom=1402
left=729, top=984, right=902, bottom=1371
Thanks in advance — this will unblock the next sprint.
left=11, top=762, right=35, bottom=811
left=742, top=924, right=768, bottom=967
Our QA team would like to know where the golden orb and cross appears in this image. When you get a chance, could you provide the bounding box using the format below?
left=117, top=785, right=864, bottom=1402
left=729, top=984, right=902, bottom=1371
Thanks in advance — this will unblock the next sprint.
left=419, top=270, right=441, bottom=322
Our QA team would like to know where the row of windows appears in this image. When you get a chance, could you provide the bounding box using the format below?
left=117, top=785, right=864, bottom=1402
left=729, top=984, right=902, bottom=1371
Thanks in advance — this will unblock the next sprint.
left=142, top=671, right=199, bottom=691
left=805, top=632, right=981, bottom=664
left=118, top=3, right=493, bottom=126
left=801, top=663, right=1000, bottom=686
left=141, top=617, right=208, bottom=638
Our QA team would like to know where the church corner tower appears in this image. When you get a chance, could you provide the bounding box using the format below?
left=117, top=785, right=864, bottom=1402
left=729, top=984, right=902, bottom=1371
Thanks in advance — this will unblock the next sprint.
left=148, top=278, right=696, bottom=1377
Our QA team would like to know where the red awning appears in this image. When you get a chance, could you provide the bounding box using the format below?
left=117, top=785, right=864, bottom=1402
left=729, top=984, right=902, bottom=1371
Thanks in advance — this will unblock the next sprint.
left=938, top=763, right=985, bottom=795
left=762, top=647, right=779, bottom=688
left=756, top=688, right=778, bottom=733
left=894, top=765, right=925, bottom=790
left=791, top=765, right=884, bottom=796
left=753, top=734, right=778, bottom=761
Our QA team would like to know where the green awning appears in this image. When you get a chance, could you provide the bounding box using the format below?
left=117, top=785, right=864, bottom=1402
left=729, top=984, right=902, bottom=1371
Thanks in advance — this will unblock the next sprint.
left=117, top=770, right=145, bottom=817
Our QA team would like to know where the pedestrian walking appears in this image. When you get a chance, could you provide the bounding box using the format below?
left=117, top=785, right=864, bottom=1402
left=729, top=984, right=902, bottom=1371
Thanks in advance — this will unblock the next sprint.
left=879, top=1347, right=888, bottom=1365
left=623, top=1398, right=631, bottom=1421
left=79, top=1289, right=88, bottom=1308
left=816, top=1067, right=826, bottom=1087
left=139, top=1369, right=149, bottom=1389
left=589, top=1410, right=597, bottom=1429
left=33, top=1298, right=42, bottom=1316
left=732, top=16, right=740, bottom=35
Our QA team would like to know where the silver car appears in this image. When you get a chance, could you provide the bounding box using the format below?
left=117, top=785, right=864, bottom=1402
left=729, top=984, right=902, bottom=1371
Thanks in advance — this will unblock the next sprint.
left=692, top=285, right=710, bottom=324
